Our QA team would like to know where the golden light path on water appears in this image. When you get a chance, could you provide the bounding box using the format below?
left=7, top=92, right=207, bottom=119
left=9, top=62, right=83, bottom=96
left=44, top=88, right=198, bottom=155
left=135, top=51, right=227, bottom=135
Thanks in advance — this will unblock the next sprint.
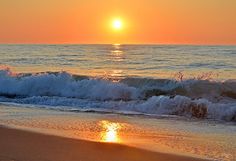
left=99, top=120, right=121, bottom=143
left=102, top=44, right=125, bottom=81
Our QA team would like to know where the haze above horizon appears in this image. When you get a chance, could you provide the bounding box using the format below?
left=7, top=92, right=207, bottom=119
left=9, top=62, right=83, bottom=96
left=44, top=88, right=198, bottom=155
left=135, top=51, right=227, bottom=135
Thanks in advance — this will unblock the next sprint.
left=0, top=0, right=236, bottom=45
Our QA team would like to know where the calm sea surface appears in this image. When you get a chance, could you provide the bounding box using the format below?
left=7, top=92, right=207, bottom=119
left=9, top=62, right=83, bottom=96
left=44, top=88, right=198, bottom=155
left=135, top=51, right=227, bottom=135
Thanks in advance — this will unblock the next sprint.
left=0, top=44, right=236, bottom=80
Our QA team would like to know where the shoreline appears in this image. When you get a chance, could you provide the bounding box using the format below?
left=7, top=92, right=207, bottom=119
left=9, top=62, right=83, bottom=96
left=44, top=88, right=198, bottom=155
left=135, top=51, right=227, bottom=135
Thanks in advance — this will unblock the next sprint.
left=1, top=104, right=235, bottom=160
left=0, top=126, right=208, bottom=161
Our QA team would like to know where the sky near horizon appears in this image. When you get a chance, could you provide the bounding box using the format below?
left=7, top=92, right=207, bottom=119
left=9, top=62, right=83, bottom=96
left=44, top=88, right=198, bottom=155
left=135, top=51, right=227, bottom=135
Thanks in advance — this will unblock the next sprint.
left=0, top=0, right=236, bottom=44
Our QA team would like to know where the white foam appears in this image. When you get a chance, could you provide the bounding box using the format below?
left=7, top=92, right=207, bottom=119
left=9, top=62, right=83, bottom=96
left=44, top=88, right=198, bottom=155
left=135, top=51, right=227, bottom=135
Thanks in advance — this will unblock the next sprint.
left=1, top=95, right=236, bottom=121
left=0, top=69, right=236, bottom=121
left=0, top=70, right=140, bottom=100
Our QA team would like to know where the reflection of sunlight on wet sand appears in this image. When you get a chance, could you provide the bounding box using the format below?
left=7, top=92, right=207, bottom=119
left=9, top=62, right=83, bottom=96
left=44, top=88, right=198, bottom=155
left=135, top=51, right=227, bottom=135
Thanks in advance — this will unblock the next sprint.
left=99, top=120, right=121, bottom=143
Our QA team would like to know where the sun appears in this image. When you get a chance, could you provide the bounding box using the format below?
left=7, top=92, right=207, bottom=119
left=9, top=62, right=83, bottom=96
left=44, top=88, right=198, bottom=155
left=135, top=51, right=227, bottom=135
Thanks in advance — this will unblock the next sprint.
left=112, top=19, right=123, bottom=30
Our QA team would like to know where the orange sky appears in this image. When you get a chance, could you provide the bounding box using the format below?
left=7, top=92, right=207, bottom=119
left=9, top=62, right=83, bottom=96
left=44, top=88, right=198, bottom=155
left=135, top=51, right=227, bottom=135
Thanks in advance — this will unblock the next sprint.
left=0, top=0, right=236, bottom=44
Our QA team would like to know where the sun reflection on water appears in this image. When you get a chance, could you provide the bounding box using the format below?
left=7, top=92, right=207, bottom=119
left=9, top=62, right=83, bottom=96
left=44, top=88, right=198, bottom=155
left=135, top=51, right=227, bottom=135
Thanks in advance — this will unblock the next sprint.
left=101, top=44, right=125, bottom=81
left=99, top=120, right=121, bottom=143
left=111, top=44, right=124, bottom=62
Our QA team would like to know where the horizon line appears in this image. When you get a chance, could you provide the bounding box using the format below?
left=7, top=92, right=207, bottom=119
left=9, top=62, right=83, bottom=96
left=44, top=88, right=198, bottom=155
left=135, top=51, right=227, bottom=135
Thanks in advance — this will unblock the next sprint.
left=0, top=43, right=236, bottom=46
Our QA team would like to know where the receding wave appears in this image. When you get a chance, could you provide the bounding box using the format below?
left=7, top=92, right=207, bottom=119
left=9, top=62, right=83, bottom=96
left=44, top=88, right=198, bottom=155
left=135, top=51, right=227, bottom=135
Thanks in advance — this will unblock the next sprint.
left=0, top=69, right=236, bottom=122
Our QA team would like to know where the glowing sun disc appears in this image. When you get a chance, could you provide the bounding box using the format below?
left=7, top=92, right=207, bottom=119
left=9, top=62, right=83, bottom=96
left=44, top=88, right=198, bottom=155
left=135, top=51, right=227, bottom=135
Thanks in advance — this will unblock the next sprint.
left=113, top=19, right=122, bottom=30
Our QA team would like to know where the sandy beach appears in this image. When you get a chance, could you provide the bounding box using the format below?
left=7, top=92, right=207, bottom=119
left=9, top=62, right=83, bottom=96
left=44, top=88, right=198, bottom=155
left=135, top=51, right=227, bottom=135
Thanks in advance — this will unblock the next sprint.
left=1, top=105, right=235, bottom=160
left=0, top=126, right=209, bottom=161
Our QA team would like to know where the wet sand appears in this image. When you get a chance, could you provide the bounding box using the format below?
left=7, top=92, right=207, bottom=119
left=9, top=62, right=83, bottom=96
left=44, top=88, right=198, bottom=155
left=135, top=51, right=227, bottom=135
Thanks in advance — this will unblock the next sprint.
left=0, top=126, right=208, bottom=161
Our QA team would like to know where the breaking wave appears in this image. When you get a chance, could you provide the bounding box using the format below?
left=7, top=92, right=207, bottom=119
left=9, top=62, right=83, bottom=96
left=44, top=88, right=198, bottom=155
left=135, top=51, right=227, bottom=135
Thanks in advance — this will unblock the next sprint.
left=0, top=69, right=236, bottom=122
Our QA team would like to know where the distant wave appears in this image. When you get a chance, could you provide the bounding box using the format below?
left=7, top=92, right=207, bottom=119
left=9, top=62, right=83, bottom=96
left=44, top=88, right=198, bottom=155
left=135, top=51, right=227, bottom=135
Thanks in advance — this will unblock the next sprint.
left=0, top=69, right=236, bottom=122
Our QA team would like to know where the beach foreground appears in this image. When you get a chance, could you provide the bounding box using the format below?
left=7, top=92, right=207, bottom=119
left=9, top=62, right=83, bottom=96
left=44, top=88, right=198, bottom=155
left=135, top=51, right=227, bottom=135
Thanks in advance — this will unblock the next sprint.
left=0, top=126, right=207, bottom=161
left=0, top=105, right=236, bottom=160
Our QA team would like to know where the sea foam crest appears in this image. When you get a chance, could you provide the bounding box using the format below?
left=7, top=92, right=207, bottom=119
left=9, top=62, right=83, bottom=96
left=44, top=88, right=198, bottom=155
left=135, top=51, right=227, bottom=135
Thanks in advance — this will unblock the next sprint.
left=0, top=69, right=236, bottom=121
left=0, top=70, right=140, bottom=100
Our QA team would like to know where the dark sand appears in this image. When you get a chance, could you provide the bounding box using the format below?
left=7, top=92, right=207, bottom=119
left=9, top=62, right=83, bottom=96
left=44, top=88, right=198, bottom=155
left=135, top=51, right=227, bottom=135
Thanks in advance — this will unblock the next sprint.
left=0, top=126, right=208, bottom=161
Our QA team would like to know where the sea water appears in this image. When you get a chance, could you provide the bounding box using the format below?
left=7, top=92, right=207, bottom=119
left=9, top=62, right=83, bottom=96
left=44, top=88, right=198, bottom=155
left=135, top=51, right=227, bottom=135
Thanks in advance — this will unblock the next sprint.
left=0, top=44, right=236, bottom=121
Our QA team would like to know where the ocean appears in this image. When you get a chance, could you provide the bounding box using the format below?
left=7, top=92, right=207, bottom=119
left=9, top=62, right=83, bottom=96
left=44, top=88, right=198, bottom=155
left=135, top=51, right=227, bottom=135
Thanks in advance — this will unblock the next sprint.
left=0, top=44, right=236, bottom=121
